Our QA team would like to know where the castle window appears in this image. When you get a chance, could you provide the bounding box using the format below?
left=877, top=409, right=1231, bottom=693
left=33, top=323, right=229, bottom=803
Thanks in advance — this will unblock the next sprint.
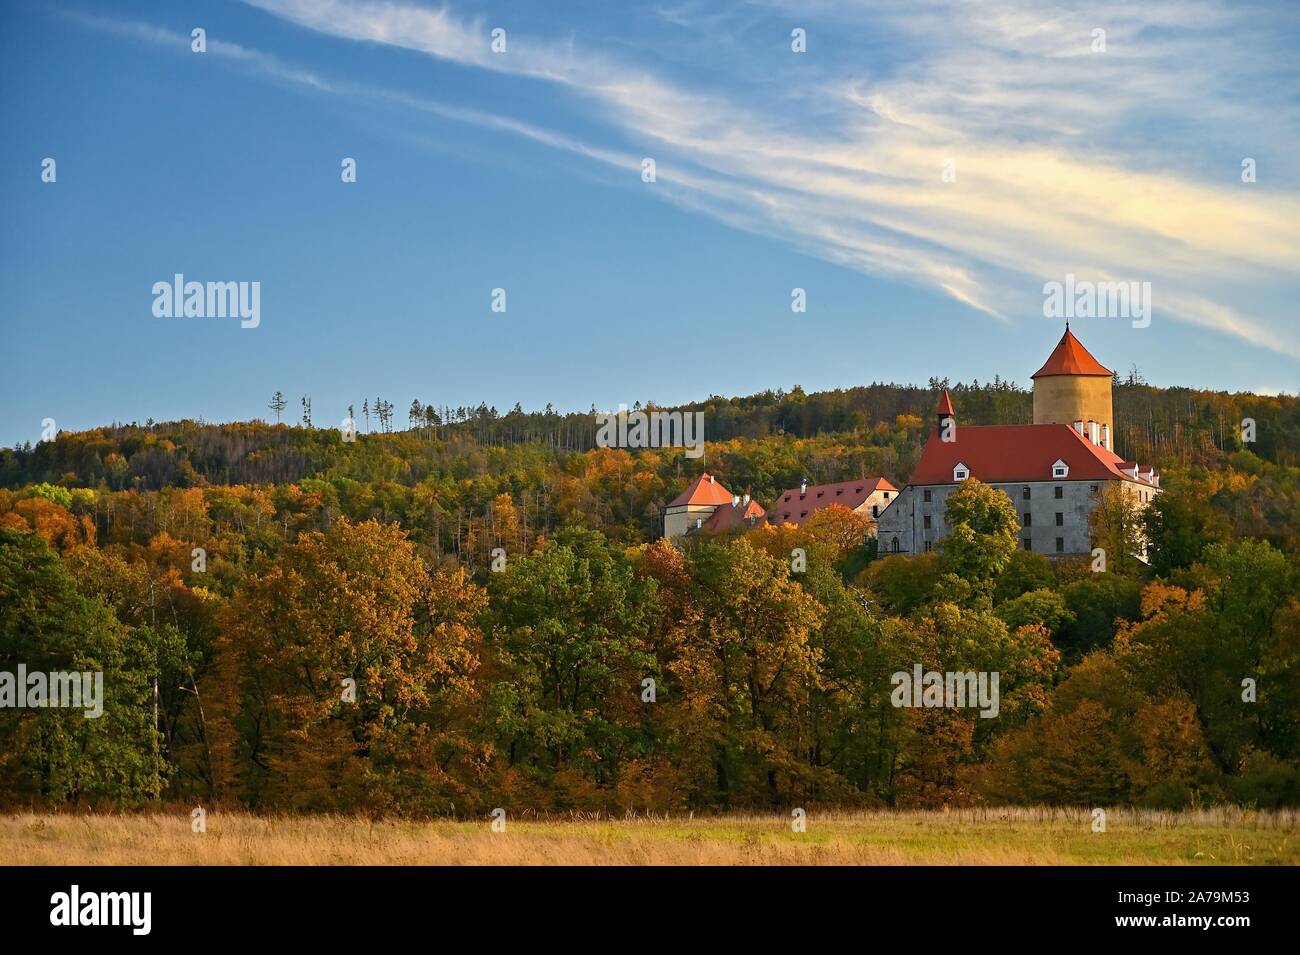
left=891, top=537, right=900, bottom=553
left=1090, top=484, right=1099, bottom=495
left=1052, top=459, right=1069, bottom=479
left=1022, top=486, right=1031, bottom=500
left=1023, top=538, right=1032, bottom=550
left=1055, top=512, right=1064, bottom=526
left=1023, top=512, right=1032, bottom=527
left=924, top=541, right=933, bottom=552
left=872, top=505, right=879, bottom=517
left=923, top=489, right=932, bottom=503
left=924, top=516, right=932, bottom=529
left=1055, top=537, right=1065, bottom=553
left=1054, top=486, right=1063, bottom=499
left=953, top=463, right=969, bottom=481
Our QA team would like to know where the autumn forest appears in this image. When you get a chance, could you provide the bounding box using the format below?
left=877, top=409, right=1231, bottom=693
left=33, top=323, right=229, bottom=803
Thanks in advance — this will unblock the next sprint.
left=1, top=376, right=1298, bottom=815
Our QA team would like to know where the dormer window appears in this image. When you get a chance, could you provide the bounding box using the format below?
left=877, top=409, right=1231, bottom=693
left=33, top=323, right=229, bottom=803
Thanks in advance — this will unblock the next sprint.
left=953, top=463, right=969, bottom=481
left=1052, top=458, right=1069, bottom=479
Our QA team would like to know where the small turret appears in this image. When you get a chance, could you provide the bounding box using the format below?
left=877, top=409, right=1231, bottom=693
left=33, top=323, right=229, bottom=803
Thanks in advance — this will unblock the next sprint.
left=935, top=389, right=955, bottom=432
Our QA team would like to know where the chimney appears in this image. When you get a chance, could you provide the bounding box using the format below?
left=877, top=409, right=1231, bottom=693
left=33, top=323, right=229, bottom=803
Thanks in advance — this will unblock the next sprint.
left=707, top=474, right=714, bottom=485
left=1073, top=420, right=1084, bottom=435
left=732, top=494, right=740, bottom=507
left=799, top=478, right=808, bottom=498
left=1088, top=420, right=1099, bottom=445
left=743, top=493, right=750, bottom=506
left=1101, top=423, right=1110, bottom=451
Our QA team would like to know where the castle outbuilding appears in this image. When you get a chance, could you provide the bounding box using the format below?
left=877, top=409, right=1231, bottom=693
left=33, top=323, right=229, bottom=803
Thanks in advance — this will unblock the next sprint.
left=767, top=477, right=898, bottom=527
left=663, top=473, right=766, bottom=537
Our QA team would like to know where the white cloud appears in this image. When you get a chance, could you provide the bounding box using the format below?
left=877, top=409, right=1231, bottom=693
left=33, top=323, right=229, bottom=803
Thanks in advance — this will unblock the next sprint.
left=97, top=1, right=1300, bottom=358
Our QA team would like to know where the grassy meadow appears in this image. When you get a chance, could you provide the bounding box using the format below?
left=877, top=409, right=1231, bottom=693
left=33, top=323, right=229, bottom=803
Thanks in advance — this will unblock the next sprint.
left=2, top=807, right=1296, bottom=865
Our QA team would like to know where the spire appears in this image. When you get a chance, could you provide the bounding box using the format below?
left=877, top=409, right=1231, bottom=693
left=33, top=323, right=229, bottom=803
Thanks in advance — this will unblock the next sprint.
left=935, top=388, right=955, bottom=432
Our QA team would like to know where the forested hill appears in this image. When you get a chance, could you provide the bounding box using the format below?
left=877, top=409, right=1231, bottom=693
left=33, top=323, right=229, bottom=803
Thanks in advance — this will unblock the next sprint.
left=2, top=377, right=1298, bottom=813
left=4, top=377, right=1296, bottom=492
left=2, top=378, right=1297, bottom=552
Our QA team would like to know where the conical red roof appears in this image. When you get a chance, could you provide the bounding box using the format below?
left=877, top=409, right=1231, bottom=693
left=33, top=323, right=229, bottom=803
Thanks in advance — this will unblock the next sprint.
left=1031, top=328, right=1114, bottom=379
left=935, top=389, right=955, bottom=415
left=667, top=473, right=735, bottom=508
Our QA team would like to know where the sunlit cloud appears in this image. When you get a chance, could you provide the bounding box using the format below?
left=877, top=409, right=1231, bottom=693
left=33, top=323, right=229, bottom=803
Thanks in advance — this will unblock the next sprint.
left=81, top=0, right=1300, bottom=358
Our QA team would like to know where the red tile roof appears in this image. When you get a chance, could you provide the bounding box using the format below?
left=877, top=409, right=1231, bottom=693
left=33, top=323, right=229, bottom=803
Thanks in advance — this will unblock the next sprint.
left=767, top=477, right=898, bottom=526
left=935, top=389, right=955, bottom=416
left=909, top=424, right=1157, bottom=486
left=1031, top=328, right=1114, bottom=379
left=700, top=498, right=767, bottom=533
left=666, top=472, right=735, bottom=508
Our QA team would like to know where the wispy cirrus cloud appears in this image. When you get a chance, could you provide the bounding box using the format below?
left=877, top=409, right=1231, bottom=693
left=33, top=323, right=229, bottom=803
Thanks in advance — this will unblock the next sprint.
left=237, top=0, right=1300, bottom=356
left=80, top=0, right=1300, bottom=356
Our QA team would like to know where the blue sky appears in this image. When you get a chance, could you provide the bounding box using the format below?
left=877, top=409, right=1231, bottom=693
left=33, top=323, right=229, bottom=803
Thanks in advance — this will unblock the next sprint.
left=2, top=0, right=1298, bottom=447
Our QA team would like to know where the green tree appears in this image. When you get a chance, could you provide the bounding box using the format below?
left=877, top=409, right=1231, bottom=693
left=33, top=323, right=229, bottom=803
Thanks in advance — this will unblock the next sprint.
left=939, top=479, right=1019, bottom=588
left=996, top=588, right=1075, bottom=637
left=486, top=528, right=658, bottom=799
left=993, top=550, right=1055, bottom=602
left=0, top=527, right=159, bottom=806
left=863, top=552, right=941, bottom=616
left=1143, top=486, right=1217, bottom=576
left=1089, top=483, right=1146, bottom=576
left=676, top=538, right=825, bottom=808
left=1058, top=574, right=1142, bottom=660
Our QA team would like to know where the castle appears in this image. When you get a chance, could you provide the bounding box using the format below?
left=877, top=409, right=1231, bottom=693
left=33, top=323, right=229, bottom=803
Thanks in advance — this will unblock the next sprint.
left=663, top=326, right=1159, bottom=559
left=876, top=325, right=1159, bottom=556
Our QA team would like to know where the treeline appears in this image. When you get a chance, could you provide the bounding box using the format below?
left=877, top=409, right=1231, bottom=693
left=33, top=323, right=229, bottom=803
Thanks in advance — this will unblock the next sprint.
left=4, top=377, right=1297, bottom=494
left=3, top=474, right=1297, bottom=814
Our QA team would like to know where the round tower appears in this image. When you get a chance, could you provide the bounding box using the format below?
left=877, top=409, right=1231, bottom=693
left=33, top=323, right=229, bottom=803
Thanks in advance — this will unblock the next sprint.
left=1031, top=325, right=1115, bottom=450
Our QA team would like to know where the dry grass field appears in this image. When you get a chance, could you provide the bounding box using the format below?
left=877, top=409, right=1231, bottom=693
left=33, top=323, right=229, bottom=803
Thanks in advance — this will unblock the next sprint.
left=1, top=807, right=1296, bottom=865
